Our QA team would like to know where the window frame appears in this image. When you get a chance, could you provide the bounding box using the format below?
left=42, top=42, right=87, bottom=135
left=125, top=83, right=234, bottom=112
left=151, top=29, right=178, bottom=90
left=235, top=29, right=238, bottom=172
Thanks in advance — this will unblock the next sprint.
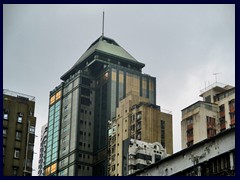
left=14, top=149, right=20, bottom=159
left=15, top=131, right=22, bottom=140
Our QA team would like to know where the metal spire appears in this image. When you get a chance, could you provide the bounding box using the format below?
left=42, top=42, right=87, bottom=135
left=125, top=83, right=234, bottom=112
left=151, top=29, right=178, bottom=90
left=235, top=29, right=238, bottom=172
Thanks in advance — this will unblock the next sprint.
left=102, top=11, right=105, bottom=36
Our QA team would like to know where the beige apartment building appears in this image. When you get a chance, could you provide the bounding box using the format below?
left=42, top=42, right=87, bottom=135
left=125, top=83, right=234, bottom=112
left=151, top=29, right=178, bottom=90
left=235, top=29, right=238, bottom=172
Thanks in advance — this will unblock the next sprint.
left=181, top=82, right=235, bottom=149
left=108, top=92, right=172, bottom=176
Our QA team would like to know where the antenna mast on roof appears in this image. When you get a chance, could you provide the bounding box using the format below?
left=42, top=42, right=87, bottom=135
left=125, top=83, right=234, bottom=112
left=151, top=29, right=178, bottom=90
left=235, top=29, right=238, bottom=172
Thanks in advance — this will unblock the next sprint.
left=213, top=72, right=221, bottom=83
left=102, top=11, right=105, bottom=36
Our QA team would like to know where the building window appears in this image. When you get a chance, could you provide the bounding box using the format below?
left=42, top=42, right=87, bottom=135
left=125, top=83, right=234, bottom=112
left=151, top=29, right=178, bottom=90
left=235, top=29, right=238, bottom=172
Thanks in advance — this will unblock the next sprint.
left=187, top=117, right=193, bottom=125
left=17, top=113, right=23, bottom=123
left=55, top=91, right=61, bottom=101
left=136, top=112, right=142, bottom=120
left=16, top=131, right=22, bottom=140
left=112, top=165, right=115, bottom=171
left=161, top=120, right=165, bottom=148
left=3, top=110, right=8, bottom=120
left=50, top=95, right=55, bottom=105
left=14, top=149, right=20, bottom=158
left=3, top=129, right=7, bottom=137
left=13, top=167, right=18, bottom=176
left=29, top=126, right=35, bottom=134
left=137, top=132, right=141, bottom=140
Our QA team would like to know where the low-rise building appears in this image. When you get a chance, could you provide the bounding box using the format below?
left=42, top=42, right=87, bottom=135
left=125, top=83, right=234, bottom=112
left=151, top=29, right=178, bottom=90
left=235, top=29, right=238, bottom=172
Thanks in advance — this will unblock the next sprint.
left=131, top=127, right=235, bottom=176
left=126, top=139, right=167, bottom=175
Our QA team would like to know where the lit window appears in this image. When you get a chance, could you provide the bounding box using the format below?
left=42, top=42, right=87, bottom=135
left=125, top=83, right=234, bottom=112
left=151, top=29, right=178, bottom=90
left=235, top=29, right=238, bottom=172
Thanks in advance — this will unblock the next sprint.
left=16, top=131, right=22, bottom=140
left=51, top=163, right=57, bottom=173
left=55, top=91, right=61, bottom=101
left=17, top=113, right=23, bottom=123
left=3, top=110, right=8, bottom=120
left=50, top=95, right=55, bottom=105
left=29, top=126, right=35, bottom=134
left=45, top=166, right=51, bottom=176
left=14, top=149, right=20, bottom=158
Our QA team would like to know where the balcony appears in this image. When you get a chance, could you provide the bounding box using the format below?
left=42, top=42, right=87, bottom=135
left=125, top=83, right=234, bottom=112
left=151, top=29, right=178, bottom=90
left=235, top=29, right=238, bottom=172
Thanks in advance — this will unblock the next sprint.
left=187, top=136, right=193, bottom=142
left=220, top=111, right=225, bottom=118
left=207, top=124, right=215, bottom=129
left=187, top=124, right=193, bottom=130
left=220, top=122, right=226, bottom=130
left=230, top=118, right=235, bottom=126
left=229, top=106, right=235, bottom=113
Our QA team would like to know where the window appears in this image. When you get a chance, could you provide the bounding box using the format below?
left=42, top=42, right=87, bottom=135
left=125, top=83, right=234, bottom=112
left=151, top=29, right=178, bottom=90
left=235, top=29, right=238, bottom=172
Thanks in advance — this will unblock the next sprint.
left=187, top=117, right=193, bottom=125
left=50, top=95, right=55, bottom=105
left=64, top=115, right=68, bottom=121
left=55, top=91, right=61, bottom=101
left=62, top=147, right=66, bottom=155
left=16, top=131, right=22, bottom=140
left=137, top=112, right=142, bottom=120
left=13, top=167, right=18, bottom=176
left=17, top=113, right=23, bottom=123
left=29, top=126, right=35, bottom=134
left=112, top=165, right=116, bottom=171
left=3, top=129, right=7, bottom=137
left=3, top=110, right=8, bottom=120
left=14, top=149, right=20, bottom=158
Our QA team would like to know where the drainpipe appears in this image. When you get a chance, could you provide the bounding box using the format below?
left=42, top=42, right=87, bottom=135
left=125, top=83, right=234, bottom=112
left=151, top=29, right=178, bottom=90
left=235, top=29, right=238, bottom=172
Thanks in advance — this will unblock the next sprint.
left=23, top=119, right=30, bottom=176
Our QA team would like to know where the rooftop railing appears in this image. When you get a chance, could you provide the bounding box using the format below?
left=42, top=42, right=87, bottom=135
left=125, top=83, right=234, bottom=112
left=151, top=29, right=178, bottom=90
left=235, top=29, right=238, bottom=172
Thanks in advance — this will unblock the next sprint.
left=3, top=89, right=35, bottom=102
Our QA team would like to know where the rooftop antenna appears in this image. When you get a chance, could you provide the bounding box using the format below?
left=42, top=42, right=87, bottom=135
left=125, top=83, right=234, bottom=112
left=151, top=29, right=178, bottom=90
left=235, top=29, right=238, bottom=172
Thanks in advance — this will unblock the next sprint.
left=102, top=11, right=105, bottom=36
left=213, top=72, right=221, bottom=83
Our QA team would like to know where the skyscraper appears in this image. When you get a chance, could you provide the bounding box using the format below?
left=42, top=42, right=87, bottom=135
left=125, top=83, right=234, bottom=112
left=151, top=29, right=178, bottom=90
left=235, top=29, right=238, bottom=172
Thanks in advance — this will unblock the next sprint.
left=44, top=35, right=157, bottom=176
left=3, top=89, right=36, bottom=176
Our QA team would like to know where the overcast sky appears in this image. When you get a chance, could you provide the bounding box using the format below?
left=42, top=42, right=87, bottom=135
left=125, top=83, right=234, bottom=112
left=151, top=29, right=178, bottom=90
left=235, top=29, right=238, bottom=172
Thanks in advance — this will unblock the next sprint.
left=3, top=4, right=235, bottom=176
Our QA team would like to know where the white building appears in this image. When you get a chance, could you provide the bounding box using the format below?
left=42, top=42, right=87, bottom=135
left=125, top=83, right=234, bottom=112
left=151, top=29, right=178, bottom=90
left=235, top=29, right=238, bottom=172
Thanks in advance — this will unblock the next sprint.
left=127, top=139, right=167, bottom=175
left=38, top=124, right=48, bottom=176
left=131, top=127, right=235, bottom=176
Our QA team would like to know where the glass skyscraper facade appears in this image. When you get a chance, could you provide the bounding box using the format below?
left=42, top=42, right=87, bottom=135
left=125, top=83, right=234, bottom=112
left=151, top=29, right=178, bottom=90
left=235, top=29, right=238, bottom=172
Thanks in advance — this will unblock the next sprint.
left=45, top=85, right=62, bottom=175
left=44, top=36, right=156, bottom=176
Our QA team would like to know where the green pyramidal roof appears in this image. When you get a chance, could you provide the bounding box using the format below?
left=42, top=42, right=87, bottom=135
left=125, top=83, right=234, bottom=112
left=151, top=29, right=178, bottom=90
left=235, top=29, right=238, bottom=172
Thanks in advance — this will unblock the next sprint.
left=61, top=36, right=145, bottom=80
left=73, top=36, right=138, bottom=66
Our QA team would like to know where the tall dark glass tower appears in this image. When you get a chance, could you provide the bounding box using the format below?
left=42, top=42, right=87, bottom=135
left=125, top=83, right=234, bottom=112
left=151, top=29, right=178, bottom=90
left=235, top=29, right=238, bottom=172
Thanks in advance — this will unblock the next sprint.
left=44, top=35, right=156, bottom=176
